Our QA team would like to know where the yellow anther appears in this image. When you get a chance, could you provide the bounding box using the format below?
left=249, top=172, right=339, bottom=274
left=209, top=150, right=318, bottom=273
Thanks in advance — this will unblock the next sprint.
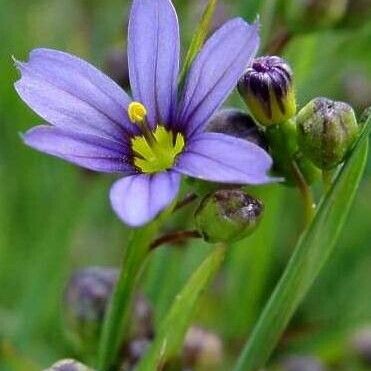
left=128, top=102, right=147, bottom=123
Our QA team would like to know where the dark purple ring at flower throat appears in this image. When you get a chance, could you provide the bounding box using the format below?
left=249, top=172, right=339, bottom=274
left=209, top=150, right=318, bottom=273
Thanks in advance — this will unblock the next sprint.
left=238, top=56, right=293, bottom=119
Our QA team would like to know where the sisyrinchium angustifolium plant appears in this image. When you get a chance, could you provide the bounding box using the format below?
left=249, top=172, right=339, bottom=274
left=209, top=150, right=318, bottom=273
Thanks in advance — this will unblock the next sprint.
left=6, top=0, right=370, bottom=370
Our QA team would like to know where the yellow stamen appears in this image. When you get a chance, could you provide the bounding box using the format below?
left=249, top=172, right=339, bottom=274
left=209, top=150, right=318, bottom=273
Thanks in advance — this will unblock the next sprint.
left=128, top=101, right=147, bottom=123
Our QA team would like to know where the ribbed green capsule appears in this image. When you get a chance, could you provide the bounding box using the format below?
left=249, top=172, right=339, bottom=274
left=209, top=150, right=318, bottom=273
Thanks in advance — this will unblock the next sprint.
left=238, top=56, right=296, bottom=126
left=297, top=97, right=359, bottom=170
left=195, top=189, right=263, bottom=244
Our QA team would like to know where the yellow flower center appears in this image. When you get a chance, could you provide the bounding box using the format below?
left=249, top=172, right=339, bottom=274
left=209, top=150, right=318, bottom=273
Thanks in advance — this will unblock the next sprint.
left=128, top=102, right=185, bottom=174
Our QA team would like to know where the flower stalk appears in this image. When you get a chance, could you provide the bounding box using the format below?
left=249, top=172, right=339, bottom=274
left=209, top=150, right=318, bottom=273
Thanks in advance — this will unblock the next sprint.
left=233, top=120, right=369, bottom=371
left=290, top=160, right=316, bottom=226
left=97, top=208, right=172, bottom=371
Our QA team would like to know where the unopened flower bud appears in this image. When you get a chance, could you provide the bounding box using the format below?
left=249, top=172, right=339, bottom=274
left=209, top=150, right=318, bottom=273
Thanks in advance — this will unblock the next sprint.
left=64, top=267, right=118, bottom=342
left=285, top=0, right=348, bottom=33
left=44, top=359, right=93, bottom=371
left=206, top=109, right=268, bottom=149
left=195, top=189, right=263, bottom=243
left=183, top=327, right=223, bottom=369
left=297, top=97, right=359, bottom=170
left=238, top=56, right=296, bottom=126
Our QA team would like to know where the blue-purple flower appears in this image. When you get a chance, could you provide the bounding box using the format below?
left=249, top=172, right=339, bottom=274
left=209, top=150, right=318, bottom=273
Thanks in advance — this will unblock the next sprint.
left=15, top=0, right=275, bottom=227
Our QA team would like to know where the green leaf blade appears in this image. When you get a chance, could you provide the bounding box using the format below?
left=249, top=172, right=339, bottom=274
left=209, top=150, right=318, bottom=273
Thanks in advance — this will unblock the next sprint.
left=137, top=244, right=226, bottom=371
left=178, top=0, right=217, bottom=87
left=234, top=118, right=370, bottom=371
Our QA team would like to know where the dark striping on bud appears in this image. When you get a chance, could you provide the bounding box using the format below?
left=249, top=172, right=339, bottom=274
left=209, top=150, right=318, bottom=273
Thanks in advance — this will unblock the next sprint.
left=238, top=56, right=296, bottom=126
left=297, top=97, right=359, bottom=170
left=206, top=109, right=268, bottom=150
left=195, top=189, right=264, bottom=244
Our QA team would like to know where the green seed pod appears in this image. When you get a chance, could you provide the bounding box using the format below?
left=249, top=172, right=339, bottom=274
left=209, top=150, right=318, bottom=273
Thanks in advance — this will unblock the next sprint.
left=285, top=0, right=348, bottom=33
left=297, top=97, right=359, bottom=170
left=44, top=359, right=93, bottom=371
left=195, top=189, right=263, bottom=244
left=238, top=56, right=296, bottom=126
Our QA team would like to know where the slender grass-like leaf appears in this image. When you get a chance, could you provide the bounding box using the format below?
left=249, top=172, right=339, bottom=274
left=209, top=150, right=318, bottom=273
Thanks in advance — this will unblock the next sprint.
left=98, top=221, right=161, bottom=371
left=137, top=244, right=226, bottom=371
left=234, top=118, right=370, bottom=371
left=178, top=0, right=217, bottom=88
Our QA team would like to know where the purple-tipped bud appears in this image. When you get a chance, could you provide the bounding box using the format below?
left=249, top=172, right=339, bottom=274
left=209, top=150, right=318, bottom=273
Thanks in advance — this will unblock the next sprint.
left=195, top=189, right=264, bottom=243
left=238, top=56, right=296, bottom=126
left=206, top=109, right=268, bottom=150
left=65, top=267, right=117, bottom=322
left=183, top=327, right=223, bottom=369
left=64, top=267, right=118, bottom=342
left=44, top=359, right=93, bottom=371
left=297, top=97, right=359, bottom=169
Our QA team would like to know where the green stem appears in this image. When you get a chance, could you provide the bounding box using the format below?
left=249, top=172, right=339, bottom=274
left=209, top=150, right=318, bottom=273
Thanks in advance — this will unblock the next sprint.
left=97, top=223, right=158, bottom=371
left=98, top=203, right=175, bottom=371
left=291, top=160, right=316, bottom=227
left=233, top=126, right=369, bottom=371
left=322, top=169, right=333, bottom=193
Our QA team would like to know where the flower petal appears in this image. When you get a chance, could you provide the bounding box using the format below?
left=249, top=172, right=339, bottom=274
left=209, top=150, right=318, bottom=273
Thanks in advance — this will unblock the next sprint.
left=174, top=132, right=275, bottom=184
left=110, top=171, right=181, bottom=227
left=23, top=125, right=134, bottom=174
left=177, top=19, right=259, bottom=137
left=14, top=48, right=137, bottom=141
left=128, top=0, right=180, bottom=126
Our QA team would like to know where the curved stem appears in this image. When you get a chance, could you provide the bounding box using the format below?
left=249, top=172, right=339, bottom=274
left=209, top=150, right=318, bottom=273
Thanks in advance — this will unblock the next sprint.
left=150, top=230, right=201, bottom=250
left=290, top=160, right=316, bottom=227
left=98, top=207, right=173, bottom=371
left=322, top=169, right=333, bottom=193
left=173, top=192, right=198, bottom=212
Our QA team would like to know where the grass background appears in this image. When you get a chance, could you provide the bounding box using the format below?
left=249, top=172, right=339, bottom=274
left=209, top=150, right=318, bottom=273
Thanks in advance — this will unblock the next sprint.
left=0, top=0, right=370, bottom=369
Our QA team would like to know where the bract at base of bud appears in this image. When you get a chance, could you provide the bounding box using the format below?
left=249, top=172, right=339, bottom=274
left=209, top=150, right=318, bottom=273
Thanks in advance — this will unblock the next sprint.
left=195, top=189, right=264, bottom=244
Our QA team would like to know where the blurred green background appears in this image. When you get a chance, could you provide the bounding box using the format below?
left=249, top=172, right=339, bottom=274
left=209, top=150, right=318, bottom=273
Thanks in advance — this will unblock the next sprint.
left=0, top=0, right=370, bottom=370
